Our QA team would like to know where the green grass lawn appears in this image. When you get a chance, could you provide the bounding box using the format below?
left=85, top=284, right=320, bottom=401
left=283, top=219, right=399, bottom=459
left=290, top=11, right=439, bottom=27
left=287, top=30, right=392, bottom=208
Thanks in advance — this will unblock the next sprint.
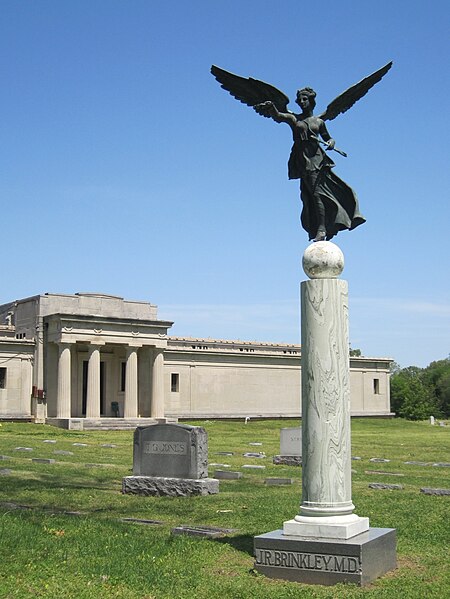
left=0, top=419, right=449, bottom=598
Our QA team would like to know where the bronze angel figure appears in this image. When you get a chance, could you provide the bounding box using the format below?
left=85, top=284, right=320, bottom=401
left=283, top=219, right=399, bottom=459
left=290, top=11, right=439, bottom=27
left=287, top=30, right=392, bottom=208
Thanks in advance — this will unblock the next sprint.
left=211, top=62, right=392, bottom=241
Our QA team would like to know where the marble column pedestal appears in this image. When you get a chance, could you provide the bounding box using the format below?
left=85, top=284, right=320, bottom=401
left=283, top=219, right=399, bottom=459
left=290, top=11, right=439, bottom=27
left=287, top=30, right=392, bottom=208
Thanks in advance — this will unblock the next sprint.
left=254, top=242, right=396, bottom=586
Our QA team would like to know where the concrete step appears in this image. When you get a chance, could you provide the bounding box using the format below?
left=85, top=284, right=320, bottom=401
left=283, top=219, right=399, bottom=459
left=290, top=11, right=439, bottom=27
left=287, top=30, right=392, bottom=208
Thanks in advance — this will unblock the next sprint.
left=46, top=417, right=177, bottom=431
left=82, top=418, right=158, bottom=430
left=84, top=418, right=178, bottom=431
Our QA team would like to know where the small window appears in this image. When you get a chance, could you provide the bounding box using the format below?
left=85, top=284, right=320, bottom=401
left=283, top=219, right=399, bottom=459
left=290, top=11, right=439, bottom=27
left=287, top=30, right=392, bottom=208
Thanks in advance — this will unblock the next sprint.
left=0, top=368, right=6, bottom=389
left=171, top=373, right=180, bottom=393
left=120, top=362, right=126, bottom=392
left=373, top=378, right=380, bottom=395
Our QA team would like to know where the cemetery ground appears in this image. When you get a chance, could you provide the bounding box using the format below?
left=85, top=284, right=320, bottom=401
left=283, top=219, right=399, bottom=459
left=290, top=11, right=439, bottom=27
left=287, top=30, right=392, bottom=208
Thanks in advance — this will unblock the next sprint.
left=0, top=419, right=448, bottom=599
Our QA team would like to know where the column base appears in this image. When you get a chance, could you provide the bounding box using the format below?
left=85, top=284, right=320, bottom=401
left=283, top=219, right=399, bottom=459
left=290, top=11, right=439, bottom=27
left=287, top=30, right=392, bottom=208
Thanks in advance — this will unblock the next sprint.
left=254, top=527, right=396, bottom=586
left=283, top=514, right=369, bottom=540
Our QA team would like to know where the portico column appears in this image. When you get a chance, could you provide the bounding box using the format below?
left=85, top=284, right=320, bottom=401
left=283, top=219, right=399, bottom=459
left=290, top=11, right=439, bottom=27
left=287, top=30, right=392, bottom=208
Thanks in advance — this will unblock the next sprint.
left=151, top=348, right=165, bottom=418
left=86, top=344, right=101, bottom=418
left=56, top=343, right=71, bottom=418
left=124, top=346, right=138, bottom=418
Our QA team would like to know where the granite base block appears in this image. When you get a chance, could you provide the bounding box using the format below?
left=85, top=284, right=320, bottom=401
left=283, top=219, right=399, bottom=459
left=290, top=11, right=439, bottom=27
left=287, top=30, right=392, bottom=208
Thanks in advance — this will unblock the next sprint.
left=254, top=528, right=396, bottom=586
left=122, top=475, right=219, bottom=497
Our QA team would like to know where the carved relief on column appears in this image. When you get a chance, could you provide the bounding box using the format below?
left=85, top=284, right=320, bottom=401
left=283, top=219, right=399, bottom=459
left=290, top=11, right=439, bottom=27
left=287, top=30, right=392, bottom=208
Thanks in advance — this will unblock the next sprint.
left=86, top=344, right=101, bottom=418
left=124, top=346, right=138, bottom=418
left=57, top=343, right=72, bottom=419
left=151, top=348, right=165, bottom=418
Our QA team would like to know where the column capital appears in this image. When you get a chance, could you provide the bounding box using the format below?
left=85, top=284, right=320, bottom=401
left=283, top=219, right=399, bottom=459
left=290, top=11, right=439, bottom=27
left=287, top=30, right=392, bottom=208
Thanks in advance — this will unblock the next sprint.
left=88, top=340, right=106, bottom=347
left=57, top=341, right=73, bottom=350
left=127, top=342, right=142, bottom=350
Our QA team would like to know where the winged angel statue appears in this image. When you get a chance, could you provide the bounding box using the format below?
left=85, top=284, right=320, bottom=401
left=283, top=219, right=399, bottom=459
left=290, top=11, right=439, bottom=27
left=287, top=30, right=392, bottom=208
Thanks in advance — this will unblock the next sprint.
left=211, top=63, right=392, bottom=241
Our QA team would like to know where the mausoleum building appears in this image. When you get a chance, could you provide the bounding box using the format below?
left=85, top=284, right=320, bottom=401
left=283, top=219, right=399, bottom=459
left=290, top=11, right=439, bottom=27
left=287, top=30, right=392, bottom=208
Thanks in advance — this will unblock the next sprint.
left=0, top=292, right=393, bottom=426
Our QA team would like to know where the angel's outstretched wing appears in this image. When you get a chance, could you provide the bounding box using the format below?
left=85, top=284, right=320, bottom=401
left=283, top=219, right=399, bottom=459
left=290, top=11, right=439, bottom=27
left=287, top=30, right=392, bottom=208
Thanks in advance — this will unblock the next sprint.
left=318, top=62, right=393, bottom=122
left=211, top=65, right=290, bottom=116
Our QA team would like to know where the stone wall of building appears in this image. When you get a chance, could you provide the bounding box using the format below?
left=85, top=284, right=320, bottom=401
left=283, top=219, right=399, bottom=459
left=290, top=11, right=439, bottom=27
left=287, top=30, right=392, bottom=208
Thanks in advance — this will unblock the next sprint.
left=0, top=326, right=34, bottom=418
left=163, top=338, right=392, bottom=418
left=0, top=295, right=393, bottom=421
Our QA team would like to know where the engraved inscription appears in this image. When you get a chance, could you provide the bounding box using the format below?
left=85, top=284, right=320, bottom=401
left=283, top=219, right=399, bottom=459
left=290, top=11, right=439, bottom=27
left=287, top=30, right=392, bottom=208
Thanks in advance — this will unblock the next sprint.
left=144, top=441, right=187, bottom=455
left=255, top=549, right=361, bottom=573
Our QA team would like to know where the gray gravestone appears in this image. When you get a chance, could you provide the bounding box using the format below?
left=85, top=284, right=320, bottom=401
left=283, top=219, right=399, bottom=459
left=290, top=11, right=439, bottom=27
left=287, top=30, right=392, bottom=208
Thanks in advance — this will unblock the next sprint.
left=280, top=427, right=302, bottom=456
left=254, top=528, right=396, bottom=586
left=273, top=427, right=302, bottom=466
left=132, top=423, right=207, bottom=478
left=123, top=423, right=218, bottom=496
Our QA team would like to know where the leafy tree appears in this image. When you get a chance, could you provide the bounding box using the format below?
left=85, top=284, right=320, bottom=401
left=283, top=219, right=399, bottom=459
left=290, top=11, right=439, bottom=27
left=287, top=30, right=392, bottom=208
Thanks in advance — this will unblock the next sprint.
left=396, top=377, right=434, bottom=420
left=390, top=364, right=437, bottom=420
left=422, top=358, right=450, bottom=417
left=349, top=347, right=362, bottom=357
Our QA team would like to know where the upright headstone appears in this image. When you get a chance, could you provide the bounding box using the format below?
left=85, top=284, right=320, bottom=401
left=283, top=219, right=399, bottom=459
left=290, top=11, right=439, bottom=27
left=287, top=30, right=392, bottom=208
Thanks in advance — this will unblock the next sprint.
left=430, top=415, right=435, bottom=425
left=273, top=427, right=302, bottom=466
left=254, top=242, right=396, bottom=586
left=122, top=423, right=219, bottom=497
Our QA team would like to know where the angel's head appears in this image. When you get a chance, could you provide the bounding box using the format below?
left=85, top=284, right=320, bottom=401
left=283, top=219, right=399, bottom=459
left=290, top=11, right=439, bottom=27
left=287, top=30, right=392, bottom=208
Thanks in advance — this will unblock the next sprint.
left=296, top=87, right=316, bottom=111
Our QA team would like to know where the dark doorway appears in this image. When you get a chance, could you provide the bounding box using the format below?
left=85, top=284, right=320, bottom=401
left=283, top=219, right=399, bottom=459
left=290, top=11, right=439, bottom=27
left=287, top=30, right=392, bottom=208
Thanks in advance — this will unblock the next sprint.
left=82, top=360, right=106, bottom=415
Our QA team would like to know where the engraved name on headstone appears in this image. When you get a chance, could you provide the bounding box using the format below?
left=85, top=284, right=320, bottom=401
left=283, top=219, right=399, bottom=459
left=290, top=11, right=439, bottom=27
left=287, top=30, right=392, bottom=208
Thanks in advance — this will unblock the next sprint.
left=255, top=549, right=361, bottom=573
left=144, top=441, right=187, bottom=455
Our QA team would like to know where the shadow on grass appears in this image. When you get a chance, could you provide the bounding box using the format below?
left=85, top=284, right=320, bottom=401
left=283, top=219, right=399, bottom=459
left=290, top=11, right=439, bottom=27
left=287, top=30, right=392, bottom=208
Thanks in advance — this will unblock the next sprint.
left=217, top=534, right=254, bottom=557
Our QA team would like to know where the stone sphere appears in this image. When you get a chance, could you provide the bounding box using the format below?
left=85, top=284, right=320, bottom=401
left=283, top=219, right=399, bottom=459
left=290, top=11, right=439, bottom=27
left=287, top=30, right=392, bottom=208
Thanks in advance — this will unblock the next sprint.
left=302, top=241, right=344, bottom=279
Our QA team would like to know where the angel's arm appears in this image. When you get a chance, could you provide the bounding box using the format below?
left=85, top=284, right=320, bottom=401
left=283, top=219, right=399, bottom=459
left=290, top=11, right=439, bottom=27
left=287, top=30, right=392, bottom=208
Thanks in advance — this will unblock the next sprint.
left=210, top=66, right=292, bottom=120
left=254, top=101, right=297, bottom=127
left=318, top=120, right=335, bottom=149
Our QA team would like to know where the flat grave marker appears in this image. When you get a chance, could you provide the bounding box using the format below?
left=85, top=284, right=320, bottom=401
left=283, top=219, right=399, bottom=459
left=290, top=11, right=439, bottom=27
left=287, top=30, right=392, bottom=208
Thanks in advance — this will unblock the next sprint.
left=243, top=452, right=265, bottom=458
left=214, top=470, right=242, bottom=480
left=369, top=483, right=403, bottom=491
left=420, top=488, right=450, bottom=496
left=265, top=478, right=293, bottom=486
left=242, top=464, right=265, bottom=469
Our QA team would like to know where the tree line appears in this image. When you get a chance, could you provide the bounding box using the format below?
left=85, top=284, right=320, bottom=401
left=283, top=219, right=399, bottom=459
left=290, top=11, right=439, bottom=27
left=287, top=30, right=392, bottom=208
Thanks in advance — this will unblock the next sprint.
left=390, top=358, right=450, bottom=420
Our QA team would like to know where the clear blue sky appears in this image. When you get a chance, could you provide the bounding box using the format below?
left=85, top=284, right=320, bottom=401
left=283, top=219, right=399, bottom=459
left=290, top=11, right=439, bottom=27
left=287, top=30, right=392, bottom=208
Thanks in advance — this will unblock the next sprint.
left=1, top=1, right=449, bottom=368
